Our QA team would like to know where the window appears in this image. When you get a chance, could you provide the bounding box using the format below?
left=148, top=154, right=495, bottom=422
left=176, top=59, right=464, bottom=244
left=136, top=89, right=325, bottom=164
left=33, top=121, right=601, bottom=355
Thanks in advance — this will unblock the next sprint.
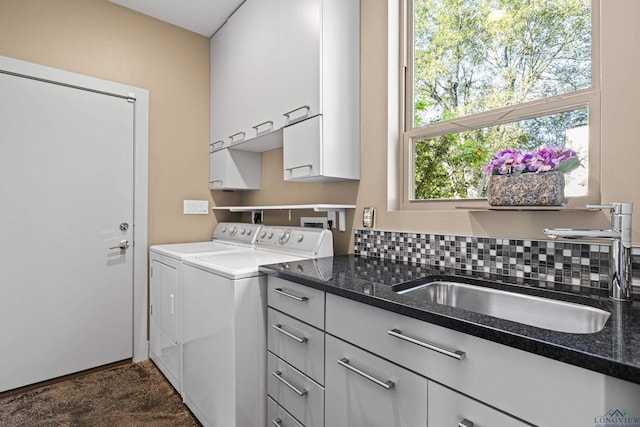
left=403, top=0, right=599, bottom=205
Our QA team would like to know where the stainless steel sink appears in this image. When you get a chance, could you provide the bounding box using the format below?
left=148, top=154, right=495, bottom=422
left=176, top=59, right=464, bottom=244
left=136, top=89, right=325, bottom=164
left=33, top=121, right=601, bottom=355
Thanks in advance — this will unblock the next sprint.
left=396, top=281, right=610, bottom=334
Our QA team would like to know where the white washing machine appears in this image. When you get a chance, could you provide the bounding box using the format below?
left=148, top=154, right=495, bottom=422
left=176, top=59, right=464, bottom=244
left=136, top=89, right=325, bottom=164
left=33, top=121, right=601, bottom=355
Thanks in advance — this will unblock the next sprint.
left=149, top=222, right=262, bottom=396
left=181, top=226, right=333, bottom=427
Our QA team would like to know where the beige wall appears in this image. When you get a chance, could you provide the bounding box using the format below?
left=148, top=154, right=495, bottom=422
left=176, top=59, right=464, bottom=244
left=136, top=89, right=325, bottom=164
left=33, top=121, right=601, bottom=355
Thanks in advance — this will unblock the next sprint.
left=0, top=0, right=240, bottom=247
left=2, top=0, right=639, bottom=255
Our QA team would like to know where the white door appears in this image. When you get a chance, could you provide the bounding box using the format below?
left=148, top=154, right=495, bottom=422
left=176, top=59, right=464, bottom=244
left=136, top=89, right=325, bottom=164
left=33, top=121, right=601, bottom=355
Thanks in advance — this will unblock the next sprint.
left=0, top=71, right=135, bottom=392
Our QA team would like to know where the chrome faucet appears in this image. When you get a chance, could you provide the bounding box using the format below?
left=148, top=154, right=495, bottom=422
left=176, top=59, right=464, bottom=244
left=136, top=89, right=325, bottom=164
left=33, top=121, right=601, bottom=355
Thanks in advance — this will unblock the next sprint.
left=543, top=202, right=634, bottom=302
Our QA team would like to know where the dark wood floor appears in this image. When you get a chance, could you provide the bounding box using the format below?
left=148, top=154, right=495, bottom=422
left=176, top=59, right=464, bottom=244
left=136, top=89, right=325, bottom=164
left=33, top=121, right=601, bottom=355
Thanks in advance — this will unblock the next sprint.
left=0, top=360, right=200, bottom=426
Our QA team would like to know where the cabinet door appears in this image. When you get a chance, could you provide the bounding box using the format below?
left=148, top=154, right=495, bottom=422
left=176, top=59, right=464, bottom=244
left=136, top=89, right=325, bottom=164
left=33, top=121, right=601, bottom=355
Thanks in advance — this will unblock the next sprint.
left=428, top=382, right=528, bottom=427
left=325, top=335, right=429, bottom=427
left=210, top=21, right=231, bottom=147
left=224, top=2, right=253, bottom=144
left=277, top=0, right=321, bottom=123
left=267, top=352, right=324, bottom=427
left=210, top=3, right=253, bottom=146
left=250, top=0, right=282, bottom=135
left=267, top=396, right=304, bottom=427
left=267, top=308, right=325, bottom=385
left=283, top=115, right=322, bottom=180
left=209, top=148, right=261, bottom=190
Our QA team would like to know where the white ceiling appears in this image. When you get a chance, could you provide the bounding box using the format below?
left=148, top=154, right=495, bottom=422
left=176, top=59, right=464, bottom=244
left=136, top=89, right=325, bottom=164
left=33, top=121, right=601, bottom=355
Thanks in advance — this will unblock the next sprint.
left=109, top=0, right=245, bottom=38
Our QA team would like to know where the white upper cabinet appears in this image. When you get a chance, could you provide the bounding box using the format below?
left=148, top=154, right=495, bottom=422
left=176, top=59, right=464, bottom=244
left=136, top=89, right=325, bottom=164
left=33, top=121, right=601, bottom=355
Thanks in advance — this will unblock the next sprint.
left=281, top=0, right=360, bottom=182
left=277, top=0, right=322, bottom=124
left=250, top=0, right=282, bottom=136
left=210, top=0, right=360, bottom=186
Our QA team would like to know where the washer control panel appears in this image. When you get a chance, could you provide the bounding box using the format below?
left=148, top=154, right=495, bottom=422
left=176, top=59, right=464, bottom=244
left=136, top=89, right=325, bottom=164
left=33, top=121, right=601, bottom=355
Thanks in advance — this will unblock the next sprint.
left=256, top=226, right=333, bottom=257
left=212, top=222, right=262, bottom=245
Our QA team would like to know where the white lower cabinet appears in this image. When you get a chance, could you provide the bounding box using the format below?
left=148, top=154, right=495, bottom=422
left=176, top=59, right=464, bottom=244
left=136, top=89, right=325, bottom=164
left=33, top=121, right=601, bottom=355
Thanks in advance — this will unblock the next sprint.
left=267, top=352, right=325, bottom=427
left=268, top=396, right=304, bottom=427
left=267, top=278, right=640, bottom=426
left=325, top=334, right=429, bottom=427
left=428, top=382, right=528, bottom=427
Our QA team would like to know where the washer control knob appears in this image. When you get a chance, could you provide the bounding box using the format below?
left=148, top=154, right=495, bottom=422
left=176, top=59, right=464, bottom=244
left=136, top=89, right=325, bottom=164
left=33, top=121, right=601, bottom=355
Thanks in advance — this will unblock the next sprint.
left=240, top=228, right=246, bottom=235
left=260, top=231, right=267, bottom=239
left=221, top=227, right=227, bottom=233
left=247, top=229, right=252, bottom=236
left=297, top=234, right=304, bottom=243
left=296, top=264, right=304, bottom=273
left=279, top=231, right=291, bottom=244
left=230, top=226, right=238, bottom=236
left=268, top=232, right=274, bottom=239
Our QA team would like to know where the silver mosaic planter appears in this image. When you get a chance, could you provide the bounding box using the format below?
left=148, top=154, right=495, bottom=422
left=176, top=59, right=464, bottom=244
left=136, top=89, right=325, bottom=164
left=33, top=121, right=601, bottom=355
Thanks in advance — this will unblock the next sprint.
left=487, top=171, right=565, bottom=206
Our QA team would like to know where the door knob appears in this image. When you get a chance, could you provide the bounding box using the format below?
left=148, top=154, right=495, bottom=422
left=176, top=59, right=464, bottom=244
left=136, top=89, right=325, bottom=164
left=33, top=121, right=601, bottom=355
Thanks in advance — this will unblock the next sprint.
left=110, top=240, right=130, bottom=250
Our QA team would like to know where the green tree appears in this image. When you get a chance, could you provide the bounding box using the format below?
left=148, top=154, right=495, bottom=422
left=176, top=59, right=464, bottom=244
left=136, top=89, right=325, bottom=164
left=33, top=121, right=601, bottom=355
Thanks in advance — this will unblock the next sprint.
left=413, top=0, right=591, bottom=199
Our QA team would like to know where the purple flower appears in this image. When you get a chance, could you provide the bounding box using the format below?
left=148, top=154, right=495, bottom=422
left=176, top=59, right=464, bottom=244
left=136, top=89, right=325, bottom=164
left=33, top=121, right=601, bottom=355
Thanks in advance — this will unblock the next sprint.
left=483, top=149, right=527, bottom=175
left=483, top=145, right=580, bottom=175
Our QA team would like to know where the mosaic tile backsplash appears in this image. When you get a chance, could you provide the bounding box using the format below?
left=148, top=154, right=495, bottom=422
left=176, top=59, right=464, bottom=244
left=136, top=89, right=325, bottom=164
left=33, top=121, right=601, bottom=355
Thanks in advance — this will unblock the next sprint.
left=354, top=229, right=640, bottom=298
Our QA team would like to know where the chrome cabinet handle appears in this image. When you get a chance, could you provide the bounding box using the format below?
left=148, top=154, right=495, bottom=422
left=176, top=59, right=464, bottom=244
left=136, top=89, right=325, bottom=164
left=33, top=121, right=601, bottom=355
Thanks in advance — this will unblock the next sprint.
left=210, top=140, right=224, bottom=152
left=283, top=105, right=311, bottom=123
left=252, top=120, right=274, bottom=134
left=272, top=370, right=307, bottom=396
left=337, top=358, right=395, bottom=390
left=109, top=240, right=130, bottom=250
left=272, top=323, right=308, bottom=343
left=285, top=164, right=313, bottom=172
left=272, top=287, right=308, bottom=302
left=228, top=131, right=246, bottom=142
left=272, top=418, right=282, bottom=427
left=459, top=419, right=474, bottom=427
left=388, top=329, right=466, bottom=360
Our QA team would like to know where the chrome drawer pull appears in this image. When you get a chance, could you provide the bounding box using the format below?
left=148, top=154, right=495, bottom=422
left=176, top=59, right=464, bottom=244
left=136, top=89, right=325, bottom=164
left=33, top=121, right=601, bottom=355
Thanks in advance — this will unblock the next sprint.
left=252, top=120, right=274, bottom=134
left=272, top=418, right=282, bottom=427
left=388, top=328, right=466, bottom=360
left=228, top=131, right=246, bottom=142
left=285, top=164, right=313, bottom=172
left=272, top=287, right=309, bottom=302
left=272, top=323, right=308, bottom=343
left=283, top=105, right=311, bottom=122
left=459, top=419, right=474, bottom=427
left=272, top=370, right=308, bottom=396
left=210, top=140, right=224, bottom=151
left=337, top=358, right=395, bottom=390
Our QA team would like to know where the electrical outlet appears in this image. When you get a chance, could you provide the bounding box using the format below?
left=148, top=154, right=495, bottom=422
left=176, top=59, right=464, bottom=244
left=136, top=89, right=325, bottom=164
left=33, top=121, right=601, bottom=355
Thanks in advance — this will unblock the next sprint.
left=363, top=207, right=375, bottom=228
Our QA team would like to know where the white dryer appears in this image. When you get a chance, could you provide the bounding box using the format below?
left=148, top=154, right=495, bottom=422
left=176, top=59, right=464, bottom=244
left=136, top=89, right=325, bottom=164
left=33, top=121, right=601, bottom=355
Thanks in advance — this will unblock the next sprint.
left=148, top=222, right=262, bottom=396
left=181, top=226, right=333, bottom=427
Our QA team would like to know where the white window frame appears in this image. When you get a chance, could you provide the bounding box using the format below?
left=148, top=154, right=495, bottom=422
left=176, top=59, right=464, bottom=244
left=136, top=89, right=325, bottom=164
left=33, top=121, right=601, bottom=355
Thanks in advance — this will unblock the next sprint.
left=400, top=0, right=601, bottom=210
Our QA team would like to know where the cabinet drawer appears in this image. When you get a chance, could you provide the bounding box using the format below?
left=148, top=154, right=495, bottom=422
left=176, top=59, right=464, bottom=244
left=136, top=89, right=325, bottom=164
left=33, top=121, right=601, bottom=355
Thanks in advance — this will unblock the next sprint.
left=267, top=396, right=304, bottom=427
left=268, top=308, right=324, bottom=384
left=267, top=352, right=324, bottom=427
left=325, top=334, right=428, bottom=427
left=325, top=293, right=617, bottom=426
left=428, top=381, right=528, bottom=427
left=268, top=277, right=325, bottom=329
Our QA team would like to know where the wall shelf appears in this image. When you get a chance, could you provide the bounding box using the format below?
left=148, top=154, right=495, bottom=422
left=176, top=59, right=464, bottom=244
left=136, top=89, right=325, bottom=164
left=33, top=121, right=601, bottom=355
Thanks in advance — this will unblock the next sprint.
left=212, top=204, right=356, bottom=232
left=455, top=205, right=596, bottom=212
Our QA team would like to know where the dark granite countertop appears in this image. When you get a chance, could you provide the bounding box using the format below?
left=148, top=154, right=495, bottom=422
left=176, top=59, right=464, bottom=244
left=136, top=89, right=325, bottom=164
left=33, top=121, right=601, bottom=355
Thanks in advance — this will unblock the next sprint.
left=260, top=254, right=640, bottom=385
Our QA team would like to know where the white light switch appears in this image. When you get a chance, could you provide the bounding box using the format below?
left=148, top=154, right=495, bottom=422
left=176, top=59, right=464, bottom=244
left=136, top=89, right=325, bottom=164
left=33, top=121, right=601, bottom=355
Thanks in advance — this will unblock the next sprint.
left=183, top=200, right=209, bottom=215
